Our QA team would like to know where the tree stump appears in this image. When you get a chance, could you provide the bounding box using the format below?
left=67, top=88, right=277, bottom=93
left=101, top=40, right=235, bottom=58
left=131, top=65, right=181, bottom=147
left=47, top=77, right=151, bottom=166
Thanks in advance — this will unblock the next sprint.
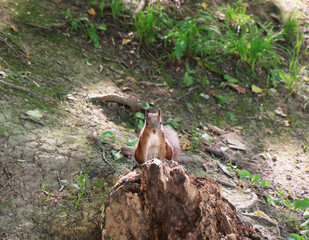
left=101, top=159, right=265, bottom=240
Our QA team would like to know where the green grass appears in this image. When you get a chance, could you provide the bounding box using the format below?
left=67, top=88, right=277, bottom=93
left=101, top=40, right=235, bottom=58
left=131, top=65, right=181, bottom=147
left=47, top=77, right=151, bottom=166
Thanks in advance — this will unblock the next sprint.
left=225, top=23, right=282, bottom=71
left=133, top=4, right=160, bottom=45
left=283, top=13, right=300, bottom=45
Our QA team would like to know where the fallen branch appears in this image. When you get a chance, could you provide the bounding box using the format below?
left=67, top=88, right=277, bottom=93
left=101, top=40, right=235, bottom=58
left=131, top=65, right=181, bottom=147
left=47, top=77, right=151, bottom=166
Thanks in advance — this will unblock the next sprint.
left=177, top=86, right=199, bottom=100
left=0, top=79, right=44, bottom=100
left=89, top=93, right=143, bottom=112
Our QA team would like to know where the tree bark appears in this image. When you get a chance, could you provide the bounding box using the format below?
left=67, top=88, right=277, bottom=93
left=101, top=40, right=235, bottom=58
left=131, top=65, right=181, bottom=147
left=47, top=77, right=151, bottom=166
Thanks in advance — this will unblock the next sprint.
left=101, top=159, right=265, bottom=240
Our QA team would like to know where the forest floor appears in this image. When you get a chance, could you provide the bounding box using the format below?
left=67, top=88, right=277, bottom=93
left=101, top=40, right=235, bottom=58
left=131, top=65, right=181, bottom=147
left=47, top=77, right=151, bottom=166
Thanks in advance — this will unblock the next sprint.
left=0, top=0, right=308, bottom=239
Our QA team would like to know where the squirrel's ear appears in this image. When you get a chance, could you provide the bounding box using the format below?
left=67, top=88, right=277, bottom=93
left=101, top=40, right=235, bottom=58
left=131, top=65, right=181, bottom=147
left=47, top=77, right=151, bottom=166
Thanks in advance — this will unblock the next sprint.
left=145, top=110, right=148, bottom=119
left=158, top=108, right=161, bottom=117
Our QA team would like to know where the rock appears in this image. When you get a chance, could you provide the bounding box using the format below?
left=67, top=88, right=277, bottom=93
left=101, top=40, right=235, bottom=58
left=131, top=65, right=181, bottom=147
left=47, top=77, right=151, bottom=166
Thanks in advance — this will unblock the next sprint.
left=101, top=159, right=266, bottom=240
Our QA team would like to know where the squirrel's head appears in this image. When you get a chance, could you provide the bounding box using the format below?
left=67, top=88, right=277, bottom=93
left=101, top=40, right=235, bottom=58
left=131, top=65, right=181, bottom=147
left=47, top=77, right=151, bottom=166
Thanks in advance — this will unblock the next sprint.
left=145, top=109, right=162, bottom=133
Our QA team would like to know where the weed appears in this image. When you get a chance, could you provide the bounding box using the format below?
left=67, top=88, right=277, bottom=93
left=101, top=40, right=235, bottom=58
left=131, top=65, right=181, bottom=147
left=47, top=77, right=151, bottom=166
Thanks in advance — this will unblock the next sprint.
left=111, top=0, right=124, bottom=21
left=182, top=61, right=198, bottom=87
left=73, top=165, right=90, bottom=208
left=224, top=2, right=254, bottom=30
left=100, top=0, right=106, bottom=17
left=165, top=13, right=212, bottom=60
left=133, top=4, right=160, bottom=45
left=283, top=13, right=299, bottom=45
left=225, top=23, right=282, bottom=71
left=65, top=9, right=106, bottom=47
left=237, top=169, right=261, bottom=186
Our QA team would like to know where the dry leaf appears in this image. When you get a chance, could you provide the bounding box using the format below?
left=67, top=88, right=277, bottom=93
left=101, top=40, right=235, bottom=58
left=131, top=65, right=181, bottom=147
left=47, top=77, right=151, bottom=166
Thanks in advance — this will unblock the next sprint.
left=88, top=8, right=96, bottom=16
left=208, top=90, right=216, bottom=95
left=122, top=39, right=132, bottom=45
left=11, top=25, right=18, bottom=33
left=256, top=210, right=263, bottom=216
left=175, top=67, right=180, bottom=72
left=180, top=137, right=191, bottom=151
left=251, top=84, right=264, bottom=93
left=274, top=107, right=287, bottom=117
left=202, top=2, right=208, bottom=10
left=226, top=83, right=246, bottom=94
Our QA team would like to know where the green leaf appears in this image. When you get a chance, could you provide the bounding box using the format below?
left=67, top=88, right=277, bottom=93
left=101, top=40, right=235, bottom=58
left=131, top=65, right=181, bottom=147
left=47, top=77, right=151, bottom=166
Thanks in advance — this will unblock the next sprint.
left=202, top=76, right=209, bottom=85
left=127, top=139, right=137, bottom=147
left=300, top=219, right=309, bottom=229
left=78, top=17, right=90, bottom=22
left=238, top=170, right=251, bottom=179
left=90, top=1, right=97, bottom=6
left=138, top=120, right=144, bottom=129
left=251, top=174, right=261, bottom=183
left=141, top=100, right=150, bottom=109
left=100, top=131, right=115, bottom=139
left=294, top=198, right=309, bottom=210
left=85, top=59, right=92, bottom=66
left=174, top=39, right=187, bottom=59
left=304, top=211, right=309, bottom=219
left=72, top=184, right=81, bottom=190
left=214, top=95, right=226, bottom=105
left=225, top=110, right=236, bottom=122
left=97, top=24, right=107, bottom=30
left=265, top=195, right=280, bottom=206
left=259, top=180, right=271, bottom=189
left=134, top=112, right=145, bottom=120
left=183, top=72, right=193, bottom=87
left=111, top=150, right=123, bottom=160
left=60, top=180, right=70, bottom=186
left=224, top=74, right=238, bottom=83
left=288, top=233, right=302, bottom=240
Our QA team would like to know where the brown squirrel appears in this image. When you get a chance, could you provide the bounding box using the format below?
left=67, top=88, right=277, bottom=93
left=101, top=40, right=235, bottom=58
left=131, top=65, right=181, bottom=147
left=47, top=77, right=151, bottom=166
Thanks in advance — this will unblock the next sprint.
left=134, top=109, right=181, bottom=164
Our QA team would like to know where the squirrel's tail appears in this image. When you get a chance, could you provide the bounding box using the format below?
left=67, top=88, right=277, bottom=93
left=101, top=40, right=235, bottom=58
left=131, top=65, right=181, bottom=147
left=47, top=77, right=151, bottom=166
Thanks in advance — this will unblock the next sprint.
left=163, top=126, right=181, bottom=161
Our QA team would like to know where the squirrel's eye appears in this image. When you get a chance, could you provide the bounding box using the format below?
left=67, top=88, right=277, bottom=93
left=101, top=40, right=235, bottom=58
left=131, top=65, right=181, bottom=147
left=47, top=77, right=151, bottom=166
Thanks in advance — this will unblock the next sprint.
left=160, top=122, right=162, bottom=125
left=146, top=121, right=149, bottom=125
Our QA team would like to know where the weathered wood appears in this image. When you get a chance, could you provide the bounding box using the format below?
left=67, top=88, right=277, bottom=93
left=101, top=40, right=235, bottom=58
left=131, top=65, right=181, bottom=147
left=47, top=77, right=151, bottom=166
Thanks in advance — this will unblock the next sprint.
left=101, top=159, right=266, bottom=240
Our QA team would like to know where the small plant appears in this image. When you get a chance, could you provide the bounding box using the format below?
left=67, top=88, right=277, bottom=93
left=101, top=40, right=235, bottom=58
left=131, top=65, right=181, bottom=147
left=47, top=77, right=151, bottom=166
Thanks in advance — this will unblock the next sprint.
left=280, top=30, right=304, bottom=94
left=237, top=169, right=261, bottom=186
left=182, top=61, right=198, bottom=87
left=73, top=165, right=90, bottom=208
left=225, top=23, right=282, bottom=71
left=111, top=0, right=124, bottom=21
left=65, top=8, right=106, bottom=47
left=134, top=112, right=145, bottom=129
left=225, top=2, right=254, bottom=29
left=283, top=13, right=299, bottom=45
left=133, top=4, right=160, bottom=45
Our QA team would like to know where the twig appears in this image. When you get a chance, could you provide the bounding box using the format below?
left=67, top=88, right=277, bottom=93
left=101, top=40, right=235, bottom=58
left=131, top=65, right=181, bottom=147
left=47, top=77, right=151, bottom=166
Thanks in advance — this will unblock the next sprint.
left=0, top=79, right=44, bottom=100
left=177, top=86, right=199, bottom=100
left=88, top=93, right=143, bottom=112
left=57, top=172, right=64, bottom=192
left=91, top=130, right=114, bottom=170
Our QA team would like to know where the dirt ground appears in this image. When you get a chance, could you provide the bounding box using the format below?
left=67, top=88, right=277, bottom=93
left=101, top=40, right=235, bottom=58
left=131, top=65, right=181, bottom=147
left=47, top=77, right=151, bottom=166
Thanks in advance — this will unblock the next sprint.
left=0, top=0, right=308, bottom=239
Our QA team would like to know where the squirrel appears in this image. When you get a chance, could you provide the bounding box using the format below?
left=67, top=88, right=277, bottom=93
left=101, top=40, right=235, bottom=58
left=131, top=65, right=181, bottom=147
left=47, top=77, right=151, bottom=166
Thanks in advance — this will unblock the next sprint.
left=134, top=109, right=181, bottom=164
